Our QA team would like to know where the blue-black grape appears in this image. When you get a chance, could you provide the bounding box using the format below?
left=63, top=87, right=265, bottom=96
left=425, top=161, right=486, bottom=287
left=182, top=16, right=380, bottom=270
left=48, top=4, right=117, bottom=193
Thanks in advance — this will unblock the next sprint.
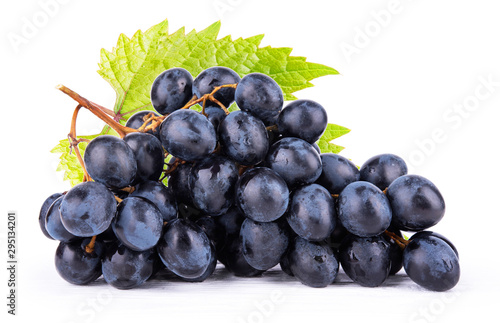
left=151, top=68, right=193, bottom=115
left=403, top=234, right=460, bottom=291
left=193, top=66, right=240, bottom=108
left=112, top=197, right=163, bottom=251
left=219, top=111, right=269, bottom=166
left=360, top=154, right=408, bottom=190
left=287, top=237, right=338, bottom=288
left=157, top=219, right=213, bottom=279
left=266, top=137, right=322, bottom=188
left=60, top=181, right=117, bottom=237
left=159, top=109, right=216, bottom=161
left=221, top=235, right=265, bottom=277
left=383, top=227, right=404, bottom=275
left=235, top=167, right=289, bottom=222
left=287, top=184, right=336, bottom=241
left=84, top=135, right=137, bottom=189
left=240, top=218, right=290, bottom=271
left=181, top=243, right=217, bottom=282
left=277, top=99, right=328, bottom=143
left=235, top=73, right=283, bottom=125
left=316, top=153, right=360, bottom=195
left=39, top=192, right=63, bottom=240
left=125, top=110, right=161, bottom=139
left=195, top=216, right=226, bottom=253
left=205, top=106, right=227, bottom=131
left=55, top=238, right=104, bottom=285
left=189, top=155, right=239, bottom=216
left=45, top=196, right=78, bottom=242
left=410, top=231, right=459, bottom=258
left=339, top=234, right=392, bottom=287
left=167, top=163, right=194, bottom=205
left=124, top=132, right=164, bottom=183
left=338, top=181, right=392, bottom=237
left=102, top=242, right=156, bottom=289
left=130, top=180, right=177, bottom=222
left=387, top=175, right=445, bottom=231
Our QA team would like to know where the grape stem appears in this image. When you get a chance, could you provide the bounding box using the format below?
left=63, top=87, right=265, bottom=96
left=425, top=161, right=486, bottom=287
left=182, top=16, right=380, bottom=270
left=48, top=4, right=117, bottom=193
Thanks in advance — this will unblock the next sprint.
left=68, top=105, right=92, bottom=182
left=384, top=230, right=409, bottom=249
left=56, top=85, right=137, bottom=138
left=84, top=235, right=97, bottom=254
left=180, top=83, right=237, bottom=115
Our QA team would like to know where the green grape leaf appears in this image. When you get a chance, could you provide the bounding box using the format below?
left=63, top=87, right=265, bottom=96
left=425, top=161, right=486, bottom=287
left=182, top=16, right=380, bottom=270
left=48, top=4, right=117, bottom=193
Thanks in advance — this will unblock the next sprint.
left=53, top=18, right=342, bottom=186
left=317, top=124, right=351, bottom=154
left=50, top=132, right=103, bottom=187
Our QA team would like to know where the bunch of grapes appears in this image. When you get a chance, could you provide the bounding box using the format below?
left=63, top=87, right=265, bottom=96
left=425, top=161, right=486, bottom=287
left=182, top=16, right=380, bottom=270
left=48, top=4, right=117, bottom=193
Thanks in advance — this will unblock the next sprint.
left=40, top=66, right=459, bottom=291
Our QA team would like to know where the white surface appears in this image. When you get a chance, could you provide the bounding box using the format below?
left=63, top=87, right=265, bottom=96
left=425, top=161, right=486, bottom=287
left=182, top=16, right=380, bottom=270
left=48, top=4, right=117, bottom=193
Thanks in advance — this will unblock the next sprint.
left=1, top=0, right=499, bottom=322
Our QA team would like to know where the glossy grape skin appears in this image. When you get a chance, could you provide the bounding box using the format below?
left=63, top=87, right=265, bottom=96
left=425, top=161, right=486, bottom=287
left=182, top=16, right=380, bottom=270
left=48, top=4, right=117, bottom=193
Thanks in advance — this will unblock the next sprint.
left=338, top=181, right=392, bottom=237
left=55, top=238, right=104, bottom=285
left=339, top=234, right=392, bottom=287
left=240, top=218, right=290, bottom=271
left=266, top=137, right=322, bottom=188
left=167, top=163, right=194, bottom=205
left=124, top=132, right=164, bottom=183
left=235, top=73, right=283, bottom=125
left=39, top=192, right=63, bottom=240
left=102, top=242, right=155, bottom=289
left=221, top=235, right=265, bottom=277
left=287, top=184, right=336, bottom=241
left=159, top=109, right=216, bottom=161
left=189, top=155, right=239, bottom=216
left=403, top=235, right=460, bottom=291
left=410, top=231, right=459, bottom=258
left=316, top=153, right=360, bottom=195
left=130, top=181, right=177, bottom=222
left=288, top=237, right=338, bottom=288
left=112, top=197, right=163, bottom=251
left=60, top=181, right=117, bottom=237
left=277, top=100, right=328, bottom=143
left=181, top=244, right=217, bottom=282
left=360, top=154, right=408, bottom=190
left=387, top=175, right=445, bottom=231
left=125, top=110, right=161, bottom=139
left=195, top=216, right=226, bottom=253
left=84, top=135, right=137, bottom=189
left=236, top=167, right=289, bottom=222
left=151, top=68, right=193, bottom=115
left=192, top=67, right=240, bottom=108
left=219, top=111, right=269, bottom=166
left=45, top=196, right=78, bottom=242
left=157, top=219, right=213, bottom=279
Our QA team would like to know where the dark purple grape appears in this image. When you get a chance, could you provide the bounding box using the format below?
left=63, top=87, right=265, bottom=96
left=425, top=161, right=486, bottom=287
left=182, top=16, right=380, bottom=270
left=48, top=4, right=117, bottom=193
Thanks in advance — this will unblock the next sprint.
left=55, top=238, right=104, bottom=285
left=219, top=111, right=269, bottom=166
left=193, top=66, right=240, bottom=108
left=159, top=109, right=216, bottom=161
left=124, top=132, right=164, bottom=183
left=45, top=196, right=78, bottom=242
left=84, top=135, right=137, bottom=189
left=360, top=154, right=408, bottom=190
left=236, top=167, right=289, bottom=222
left=60, top=181, right=117, bottom=237
left=167, top=163, right=194, bottom=205
left=316, top=153, right=360, bottom=195
left=221, top=235, right=265, bottom=277
left=235, top=73, right=283, bottom=125
left=387, top=175, right=445, bottom=231
left=266, top=137, right=322, bottom=188
left=151, top=68, right=193, bottom=115
left=277, top=99, right=328, bottom=143
left=130, top=180, right=177, bottom=222
left=287, top=184, right=336, bottom=241
left=39, top=192, right=63, bottom=240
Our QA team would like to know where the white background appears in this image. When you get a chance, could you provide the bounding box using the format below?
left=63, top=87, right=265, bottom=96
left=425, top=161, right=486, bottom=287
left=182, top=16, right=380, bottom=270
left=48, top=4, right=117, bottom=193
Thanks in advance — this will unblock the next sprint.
left=1, top=0, right=499, bottom=322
